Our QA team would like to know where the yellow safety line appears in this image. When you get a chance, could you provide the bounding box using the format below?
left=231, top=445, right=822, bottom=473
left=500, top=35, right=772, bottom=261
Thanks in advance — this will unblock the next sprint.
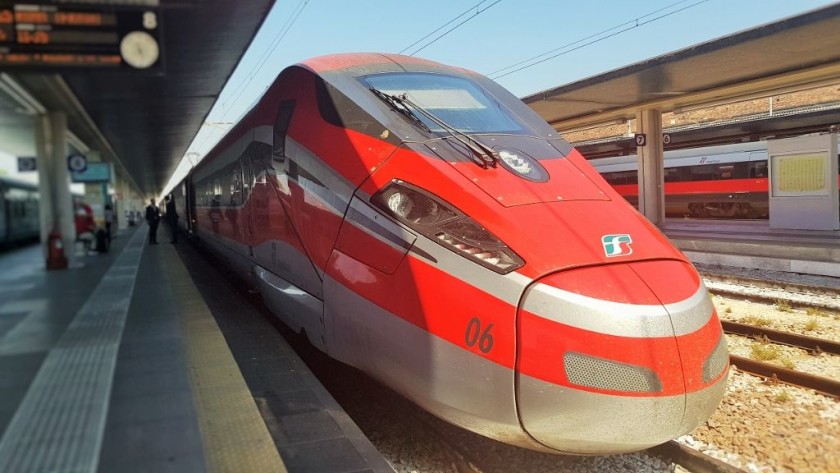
left=162, top=247, right=287, bottom=473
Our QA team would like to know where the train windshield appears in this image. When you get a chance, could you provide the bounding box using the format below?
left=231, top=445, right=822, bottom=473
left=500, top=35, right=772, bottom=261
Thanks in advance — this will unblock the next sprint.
left=362, top=72, right=525, bottom=134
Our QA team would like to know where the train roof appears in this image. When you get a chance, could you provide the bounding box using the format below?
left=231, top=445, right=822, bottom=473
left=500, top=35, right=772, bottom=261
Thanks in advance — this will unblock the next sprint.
left=590, top=141, right=769, bottom=172
left=300, top=53, right=479, bottom=77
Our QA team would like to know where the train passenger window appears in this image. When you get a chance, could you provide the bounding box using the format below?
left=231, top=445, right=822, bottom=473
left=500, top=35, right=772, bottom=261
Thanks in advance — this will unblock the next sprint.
left=202, top=181, right=211, bottom=206
left=717, top=165, right=734, bottom=179
left=690, top=164, right=717, bottom=180
left=602, top=171, right=637, bottom=185
left=664, top=168, right=681, bottom=182
left=243, top=141, right=272, bottom=186
left=749, top=162, right=768, bottom=178
left=229, top=165, right=243, bottom=206
left=273, top=101, right=295, bottom=163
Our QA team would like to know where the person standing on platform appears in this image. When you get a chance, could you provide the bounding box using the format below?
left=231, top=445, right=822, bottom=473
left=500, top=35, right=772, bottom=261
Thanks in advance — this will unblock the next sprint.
left=103, top=203, right=114, bottom=243
left=145, top=198, right=160, bottom=245
left=165, top=195, right=179, bottom=244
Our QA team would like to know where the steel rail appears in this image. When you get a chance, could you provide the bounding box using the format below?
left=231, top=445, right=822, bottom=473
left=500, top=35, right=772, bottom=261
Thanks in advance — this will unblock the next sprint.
left=709, top=288, right=838, bottom=312
left=701, top=272, right=840, bottom=312
left=730, top=355, right=840, bottom=398
left=701, top=273, right=840, bottom=298
left=722, top=320, right=840, bottom=355
left=649, top=441, right=747, bottom=473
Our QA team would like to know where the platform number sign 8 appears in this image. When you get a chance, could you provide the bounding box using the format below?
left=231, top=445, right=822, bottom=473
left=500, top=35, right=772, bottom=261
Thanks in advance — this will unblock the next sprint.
left=465, top=317, right=494, bottom=353
left=143, top=11, right=157, bottom=29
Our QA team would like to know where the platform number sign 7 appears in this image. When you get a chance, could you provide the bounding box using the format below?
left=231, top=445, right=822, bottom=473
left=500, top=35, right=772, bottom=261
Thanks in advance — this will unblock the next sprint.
left=635, top=133, right=647, bottom=147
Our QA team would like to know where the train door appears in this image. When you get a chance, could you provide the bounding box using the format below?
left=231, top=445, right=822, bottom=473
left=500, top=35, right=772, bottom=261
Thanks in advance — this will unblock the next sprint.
left=0, top=186, right=7, bottom=242
left=278, top=74, right=399, bottom=282
left=240, top=144, right=256, bottom=257
left=244, top=107, right=328, bottom=350
left=186, top=175, right=196, bottom=233
left=256, top=101, right=324, bottom=299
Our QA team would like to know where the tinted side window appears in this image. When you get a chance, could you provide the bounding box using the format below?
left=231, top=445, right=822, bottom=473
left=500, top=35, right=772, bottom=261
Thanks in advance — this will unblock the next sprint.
left=602, top=170, right=638, bottom=185
left=749, top=161, right=768, bottom=178
left=229, top=164, right=243, bottom=206
left=273, top=101, right=295, bottom=163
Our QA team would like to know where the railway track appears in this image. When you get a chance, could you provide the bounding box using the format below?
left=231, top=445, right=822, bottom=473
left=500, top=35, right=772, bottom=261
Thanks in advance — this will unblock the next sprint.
left=649, top=441, right=747, bottom=473
left=720, top=321, right=840, bottom=397
left=721, top=318, right=840, bottom=397
left=701, top=271, right=840, bottom=311
left=722, top=320, right=840, bottom=355
left=719, top=319, right=840, bottom=397
left=729, top=354, right=840, bottom=398
left=700, top=273, right=840, bottom=397
left=701, top=272, right=840, bottom=297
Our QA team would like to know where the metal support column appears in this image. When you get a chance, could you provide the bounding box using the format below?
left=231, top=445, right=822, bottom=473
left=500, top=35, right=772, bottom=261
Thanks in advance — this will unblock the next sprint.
left=36, top=111, right=76, bottom=269
left=635, top=109, right=665, bottom=225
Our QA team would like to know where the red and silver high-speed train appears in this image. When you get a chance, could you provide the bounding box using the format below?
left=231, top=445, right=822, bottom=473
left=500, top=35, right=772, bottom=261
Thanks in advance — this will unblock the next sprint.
left=172, top=53, right=728, bottom=454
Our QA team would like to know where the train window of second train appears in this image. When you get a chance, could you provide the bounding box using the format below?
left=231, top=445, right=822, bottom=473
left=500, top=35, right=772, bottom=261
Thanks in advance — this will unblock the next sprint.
left=664, top=168, right=680, bottom=182
left=362, top=72, right=525, bottom=134
left=749, top=162, right=767, bottom=178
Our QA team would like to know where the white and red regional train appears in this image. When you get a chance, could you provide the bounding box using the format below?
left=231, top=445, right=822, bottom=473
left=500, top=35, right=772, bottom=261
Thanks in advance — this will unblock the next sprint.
left=591, top=141, right=840, bottom=219
left=172, top=53, right=728, bottom=454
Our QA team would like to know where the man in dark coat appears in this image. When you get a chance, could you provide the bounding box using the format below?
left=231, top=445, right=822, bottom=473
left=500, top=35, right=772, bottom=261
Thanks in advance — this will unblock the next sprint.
left=145, top=198, right=160, bottom=244
left=165, top=195, right=179, bottom=243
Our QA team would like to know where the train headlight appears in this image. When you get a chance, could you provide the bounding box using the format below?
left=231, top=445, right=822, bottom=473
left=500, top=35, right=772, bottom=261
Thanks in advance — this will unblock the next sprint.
left=372, top=180, right=524, bottom=274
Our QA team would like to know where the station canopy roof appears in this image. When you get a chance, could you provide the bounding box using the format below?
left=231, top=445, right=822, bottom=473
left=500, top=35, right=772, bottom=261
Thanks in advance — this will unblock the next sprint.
left=522, top=2, right=840, bottom=153
left=2, top=1, right=275, bottom=196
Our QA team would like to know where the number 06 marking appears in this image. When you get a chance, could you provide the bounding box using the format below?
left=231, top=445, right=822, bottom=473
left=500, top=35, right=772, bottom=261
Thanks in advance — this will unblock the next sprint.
left=465, top=317, right=494, bottom=354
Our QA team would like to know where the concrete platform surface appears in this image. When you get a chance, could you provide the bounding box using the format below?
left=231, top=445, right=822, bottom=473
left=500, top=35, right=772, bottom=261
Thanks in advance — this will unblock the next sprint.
left=0, top=225, right=394, bottom=473
left=663, top=220, right=840, bottom=278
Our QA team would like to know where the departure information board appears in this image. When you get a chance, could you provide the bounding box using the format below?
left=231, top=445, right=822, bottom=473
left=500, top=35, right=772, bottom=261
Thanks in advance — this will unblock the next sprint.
left=0, top=1, right=161, bottom=70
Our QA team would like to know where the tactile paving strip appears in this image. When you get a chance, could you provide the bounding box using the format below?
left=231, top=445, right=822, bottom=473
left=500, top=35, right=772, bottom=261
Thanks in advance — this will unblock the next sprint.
left=162, top=244, right=287, bottom=473
left=0, top=230, right=145, bottom=472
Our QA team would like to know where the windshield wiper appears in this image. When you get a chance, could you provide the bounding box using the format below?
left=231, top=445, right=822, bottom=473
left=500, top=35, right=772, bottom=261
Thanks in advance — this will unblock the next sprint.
left=369, top=88, right=431, bottom=134
left=369, top=87, right=497, bottom=169
left=397, top=94, right=499, bottom=169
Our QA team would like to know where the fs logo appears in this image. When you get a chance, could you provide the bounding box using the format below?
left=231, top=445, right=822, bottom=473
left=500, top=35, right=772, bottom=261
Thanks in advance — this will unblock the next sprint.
left=602, top=234, right=633, bottom=257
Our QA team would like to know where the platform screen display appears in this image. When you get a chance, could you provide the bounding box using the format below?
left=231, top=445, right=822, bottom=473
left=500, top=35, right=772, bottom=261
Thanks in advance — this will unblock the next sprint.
left=771, top=152, right=828, bottom=197
left=0, top=1, right=161, bottom=71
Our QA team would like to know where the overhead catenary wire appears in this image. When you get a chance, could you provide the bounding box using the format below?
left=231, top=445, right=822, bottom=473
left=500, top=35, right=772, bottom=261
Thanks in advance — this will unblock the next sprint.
left=399, top=0, right=502, bottom=56
left=216, top=0, right=309, bottom=121
left=192, top=0, right=309, bottom=156
left=487, top=0, right=711, bottom=80
left=165, top=1, right=310, bottom=196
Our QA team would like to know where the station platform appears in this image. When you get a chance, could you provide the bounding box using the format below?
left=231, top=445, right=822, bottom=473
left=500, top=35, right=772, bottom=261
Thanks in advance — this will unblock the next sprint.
left=0, top=225, right=394, bottom=473
left=662, top=220, right=840, bottom=279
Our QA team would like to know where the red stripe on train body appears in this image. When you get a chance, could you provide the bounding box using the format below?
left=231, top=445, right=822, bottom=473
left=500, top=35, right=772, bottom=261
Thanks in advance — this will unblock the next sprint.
left=182, top=53, right=728, bottom=454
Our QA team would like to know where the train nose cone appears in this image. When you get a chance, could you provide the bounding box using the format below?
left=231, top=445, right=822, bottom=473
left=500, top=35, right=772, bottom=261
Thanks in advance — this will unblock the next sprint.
left=515, top=260, right=728, bottom=454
